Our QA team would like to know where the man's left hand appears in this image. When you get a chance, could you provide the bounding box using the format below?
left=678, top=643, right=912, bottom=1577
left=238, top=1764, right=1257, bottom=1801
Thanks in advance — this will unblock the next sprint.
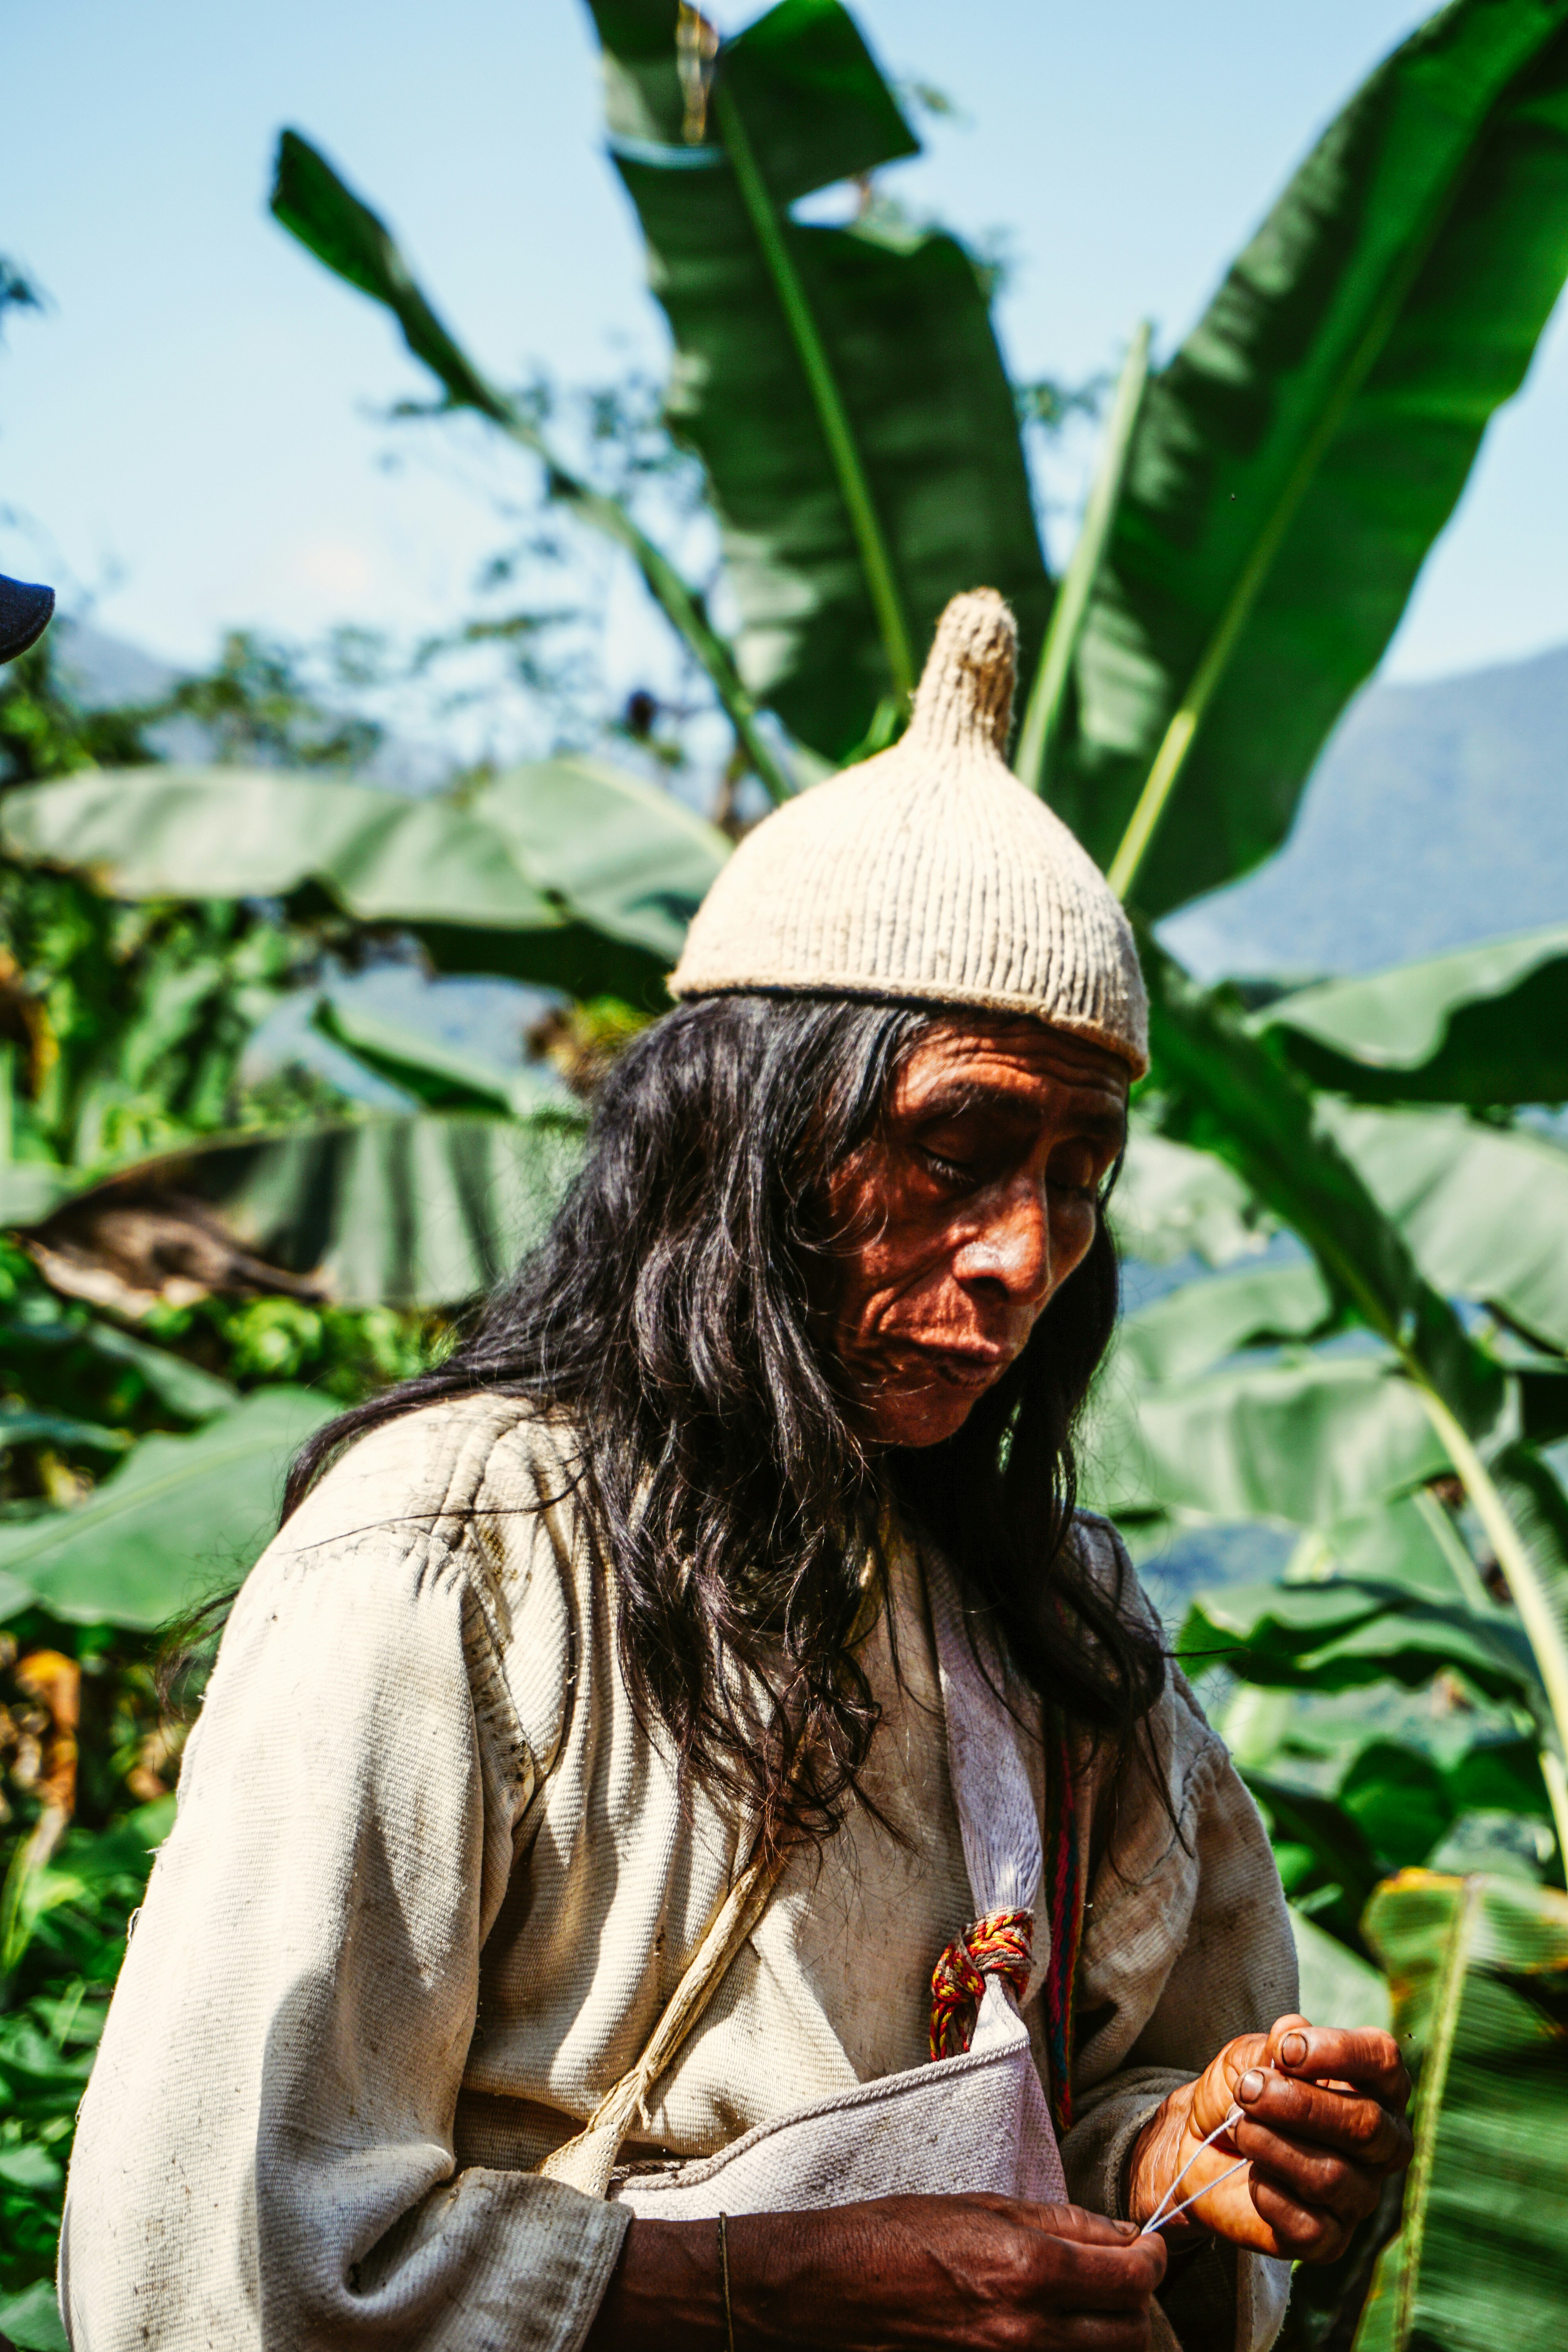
left=1126, top=2013, right=1413, bottom=2261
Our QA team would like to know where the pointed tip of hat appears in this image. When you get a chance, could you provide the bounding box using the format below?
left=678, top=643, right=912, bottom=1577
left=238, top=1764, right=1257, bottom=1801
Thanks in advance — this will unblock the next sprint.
left=905, top=588, right=1016, bottom=762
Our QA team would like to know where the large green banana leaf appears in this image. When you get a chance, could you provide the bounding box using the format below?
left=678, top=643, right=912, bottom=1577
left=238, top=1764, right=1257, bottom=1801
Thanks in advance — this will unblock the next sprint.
left=1086, top=1349, right=1452, bottom=1528
left=313, top=996, right=548, bottom=1116
left=0, top=1387, right=338, bottom=1630
left=1048, top=0, right=1568, bottom=916
left=1355, top=1871, right=1568, bottom=2352
left=1115, top=1257, right=1334, bottom=1382
left=588, top=0, right=1051, bottom=760
left=1109, top=1124, right=1272, bottom=1269
left=1300, top=1490, right=1492, bottom=1609
left=1178, top=1578, right=1543, bottom=1712
left=1261, top=924, right=1568, bottom=1107
left=1291, top=1904, right=1392, bottom=2031
left=0, top=1310, right=237, bottom=1423
left=469, top=759, right=727, bottom=959
left=15, top=1108, right=586, bottom=1312
left=1140, top=938, right=1503, bottom=1432
left=0, top=760, right=724, bottom=1005
left=1326, top=1103, right=1568, bottom=1354
left=1142, top=953, right=1568, bottom=1765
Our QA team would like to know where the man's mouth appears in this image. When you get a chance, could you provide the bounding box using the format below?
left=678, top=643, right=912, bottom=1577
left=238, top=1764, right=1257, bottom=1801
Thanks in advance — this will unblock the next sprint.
left=907, top=1344, right=1012, bottom=1390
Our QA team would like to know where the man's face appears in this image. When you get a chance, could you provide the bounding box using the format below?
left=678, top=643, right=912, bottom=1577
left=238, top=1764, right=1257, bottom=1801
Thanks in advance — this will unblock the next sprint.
left=826, top=1017, right=1129, bottom=1449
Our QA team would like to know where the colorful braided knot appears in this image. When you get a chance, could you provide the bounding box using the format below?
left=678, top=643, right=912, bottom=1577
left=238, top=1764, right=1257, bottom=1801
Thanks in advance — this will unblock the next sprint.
left=928, top=1907, right=1034, bottom=2061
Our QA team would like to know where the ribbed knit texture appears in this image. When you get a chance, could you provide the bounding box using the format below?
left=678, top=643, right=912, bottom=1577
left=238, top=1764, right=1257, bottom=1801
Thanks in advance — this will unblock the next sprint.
left=670, top=589, right=1149, bottom=1076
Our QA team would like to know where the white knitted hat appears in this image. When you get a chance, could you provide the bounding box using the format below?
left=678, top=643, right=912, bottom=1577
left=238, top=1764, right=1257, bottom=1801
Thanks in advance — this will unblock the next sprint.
left=669, top=589, right=1149, bottom=1076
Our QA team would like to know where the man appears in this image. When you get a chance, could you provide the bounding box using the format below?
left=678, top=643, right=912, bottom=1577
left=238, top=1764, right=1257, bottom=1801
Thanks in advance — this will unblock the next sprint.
left=62, top=593, right=1410, bottom=2351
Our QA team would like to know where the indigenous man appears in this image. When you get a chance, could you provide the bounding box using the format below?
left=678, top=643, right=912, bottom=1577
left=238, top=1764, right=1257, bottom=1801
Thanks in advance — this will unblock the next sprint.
left=61, top=593, right=1411, bottom=2351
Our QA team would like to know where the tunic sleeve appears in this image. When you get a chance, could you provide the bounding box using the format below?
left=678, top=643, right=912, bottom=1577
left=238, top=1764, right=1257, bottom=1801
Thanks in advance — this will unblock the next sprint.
left=59, top=1404, right=630, bottom=2352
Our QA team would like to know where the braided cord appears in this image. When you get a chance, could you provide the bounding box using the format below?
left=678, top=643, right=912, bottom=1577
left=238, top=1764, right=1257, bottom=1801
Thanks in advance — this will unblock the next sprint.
left=928, top=1907, right=1034, bottom=2062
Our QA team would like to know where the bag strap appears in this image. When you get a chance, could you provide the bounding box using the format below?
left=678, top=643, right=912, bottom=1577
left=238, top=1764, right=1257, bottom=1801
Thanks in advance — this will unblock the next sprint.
left=537, top=1835, right=790, bottom=2199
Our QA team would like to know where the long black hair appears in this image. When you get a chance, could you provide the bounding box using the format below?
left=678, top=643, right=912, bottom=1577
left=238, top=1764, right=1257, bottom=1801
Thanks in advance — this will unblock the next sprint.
left=285, top=994, right=1165, bottom=1850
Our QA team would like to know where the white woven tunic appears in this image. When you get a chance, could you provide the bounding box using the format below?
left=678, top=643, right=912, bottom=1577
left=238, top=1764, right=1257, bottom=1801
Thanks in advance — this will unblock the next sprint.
left=60, top=1396, right=1296, bottom=2352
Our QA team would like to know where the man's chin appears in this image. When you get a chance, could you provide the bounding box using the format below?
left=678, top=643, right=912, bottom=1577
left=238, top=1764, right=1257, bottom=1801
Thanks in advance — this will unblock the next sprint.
left=866, top=1356, right=1011, bottom=1448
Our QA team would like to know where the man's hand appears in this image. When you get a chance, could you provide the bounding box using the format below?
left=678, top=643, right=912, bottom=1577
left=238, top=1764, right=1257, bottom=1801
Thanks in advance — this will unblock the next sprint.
left=1127, top=2013, right=1413, bottom=2262
left=588, top=2194, right=1168, bottom=2350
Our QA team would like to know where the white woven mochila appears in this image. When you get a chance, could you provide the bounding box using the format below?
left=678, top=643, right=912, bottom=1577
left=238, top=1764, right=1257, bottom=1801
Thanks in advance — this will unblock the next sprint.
left=534, top=1547, right=1067, bottom=2218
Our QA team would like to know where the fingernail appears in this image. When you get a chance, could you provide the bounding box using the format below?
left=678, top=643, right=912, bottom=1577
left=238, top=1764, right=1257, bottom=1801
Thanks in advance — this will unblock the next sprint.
left=1113, top=2220, right=1140, bottom=2238
left=1225, top=2102, right=1245, bottom=2131
left=1239, top=2070, right=1265, bottom=2103
left=1281, top=2031, right=1308, bottom=2067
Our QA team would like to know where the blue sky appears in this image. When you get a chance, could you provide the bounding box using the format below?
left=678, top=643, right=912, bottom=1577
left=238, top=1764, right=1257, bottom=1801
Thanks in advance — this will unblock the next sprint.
left=4, top=0, right=1567, bottom=689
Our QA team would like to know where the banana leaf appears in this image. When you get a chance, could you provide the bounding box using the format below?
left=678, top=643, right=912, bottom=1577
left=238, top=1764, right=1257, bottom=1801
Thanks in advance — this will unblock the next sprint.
left=1108, top=1124, right=1271, bottom=1269
left=469, top=758, right=728, bottom=961
left=0, top=2281, right=68, bottom=2352
left=1087, top=1349, right=1451, bottom=1528
left=1339, top=1739, right=1457, bottom=1873
left=1247, top=1768, right=1383, bottom=1949
left=1356, top=1871, right=1568, bottom=2352
left=313, top=997, right=547, bottom=1116
left=1261, top=924, right=1568, bottom=1106
left=1178, top=1579, right=1543, bottom=1711
left=0, top=1312, right=237, bottom=1422
left=1326, top=1103, right=1568, bottom=1354
left=1291, top=1903, right=1393, bottom=2032
left=0, top=763, right=691, bottom=1007
left=1049, top=0, right=1568, bottom=915
left=589, top=0, right=1051, bottom=760
left=1140, top=939, right=1506, bottom=1436
left=9, top=1108, right=587, bottom=1313
left=0, top=1387, right=338, bottom=1630
left=1115, top=1257, right=1334, bottom=1382
left=269, top=131, right=793, bottom=803
left=1302, top=1490, right=1491, bottom=1610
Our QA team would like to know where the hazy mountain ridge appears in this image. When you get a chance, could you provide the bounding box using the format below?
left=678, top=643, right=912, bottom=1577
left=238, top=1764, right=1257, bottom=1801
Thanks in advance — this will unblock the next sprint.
left=1165, top=642, right=1568, bottom=981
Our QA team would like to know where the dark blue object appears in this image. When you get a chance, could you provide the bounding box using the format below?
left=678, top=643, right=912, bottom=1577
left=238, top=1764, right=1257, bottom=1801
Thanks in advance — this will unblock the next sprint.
left=0, top=572, right=56, bottom=663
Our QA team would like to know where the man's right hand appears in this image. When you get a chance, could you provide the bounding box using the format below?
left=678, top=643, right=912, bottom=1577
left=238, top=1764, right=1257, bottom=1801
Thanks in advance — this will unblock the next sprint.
left=586, top=2193, right=1167, bottom=2350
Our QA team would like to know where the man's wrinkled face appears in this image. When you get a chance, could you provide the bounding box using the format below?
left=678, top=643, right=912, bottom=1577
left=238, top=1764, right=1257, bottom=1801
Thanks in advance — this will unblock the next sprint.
left=826, top=1017, right=1129, bottom=1449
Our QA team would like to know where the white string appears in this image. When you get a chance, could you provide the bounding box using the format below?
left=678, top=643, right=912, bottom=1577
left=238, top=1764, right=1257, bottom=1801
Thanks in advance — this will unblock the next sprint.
left=1139, top=2104, right=1248, bottom=2237
left=1143, top=2156, right=1249, bottom=2234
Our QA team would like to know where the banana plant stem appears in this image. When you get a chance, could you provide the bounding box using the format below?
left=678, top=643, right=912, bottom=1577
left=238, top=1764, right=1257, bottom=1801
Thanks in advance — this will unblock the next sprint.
left=1394, top=1876, right=1482, bottom=2352
left=504, top=420, right=796, bottom=806
left=1413, top=1380, right=1568, bottom=1864
left=713, top=80, right=915, bottom=702
left=1016, top=322, right=1151, bottom=797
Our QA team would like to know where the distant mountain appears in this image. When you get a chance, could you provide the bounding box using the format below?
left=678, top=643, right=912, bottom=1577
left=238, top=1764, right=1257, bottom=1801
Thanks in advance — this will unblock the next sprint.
left=53, top=620, right=179, bottom=708
left=1161, top=642, right=1568, bottom=982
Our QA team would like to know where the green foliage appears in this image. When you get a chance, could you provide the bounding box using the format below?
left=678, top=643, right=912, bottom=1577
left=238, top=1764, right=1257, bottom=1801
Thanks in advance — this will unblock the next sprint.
left=0, top=638, right=151, bottom=789
left=268, top=130, right=795, bottom=803
left=147, top=629, right=384, bottom=771
left=0, top=758, right=719, bottom=1008
left=588, top=0, right=1051, bottom=759
left=1325, top=1103, right=1568, bottom=1355
left=7, top=0, right=1568, bottom=2332
left=1049, top=0, right=1568, bottom=914
left=1261, top=924, right=1568, bottom=1107
left=1355, top=1873, right=1568, bottom=2352
left=0, top=1388, right=338, bottom=1630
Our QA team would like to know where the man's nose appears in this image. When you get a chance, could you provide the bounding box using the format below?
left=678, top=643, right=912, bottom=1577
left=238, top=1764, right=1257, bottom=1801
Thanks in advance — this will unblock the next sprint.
left=955, top=1181, right=1053, bottom=1305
